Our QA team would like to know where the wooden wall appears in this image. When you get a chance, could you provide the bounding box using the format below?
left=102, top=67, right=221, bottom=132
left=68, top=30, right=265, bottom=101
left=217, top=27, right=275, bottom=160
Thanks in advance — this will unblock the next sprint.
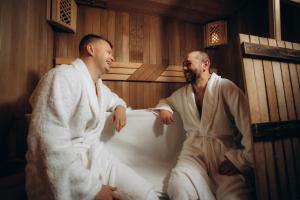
left=55, top=5, right=203, bottom=108
left=212, top=0, right=270, bottom=89
left=0, top=0, right=54, bottom=162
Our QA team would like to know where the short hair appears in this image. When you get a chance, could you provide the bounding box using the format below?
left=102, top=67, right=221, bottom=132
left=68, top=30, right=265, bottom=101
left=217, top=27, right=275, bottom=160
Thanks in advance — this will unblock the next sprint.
left=195, top=51, right=210, bottom=64
left=79, top=34, right=113, bottom=54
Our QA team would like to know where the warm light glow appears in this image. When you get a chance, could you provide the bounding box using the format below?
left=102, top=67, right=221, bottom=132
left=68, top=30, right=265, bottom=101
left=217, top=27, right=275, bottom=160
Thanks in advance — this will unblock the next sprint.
left=205, top=20, right=227, bottom=47
left=211, top=32, right=219, bottom=44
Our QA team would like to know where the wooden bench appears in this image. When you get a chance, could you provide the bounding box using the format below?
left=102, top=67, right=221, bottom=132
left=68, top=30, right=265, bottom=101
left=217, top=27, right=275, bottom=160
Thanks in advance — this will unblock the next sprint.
left=239, top=33, right=300, bottom=200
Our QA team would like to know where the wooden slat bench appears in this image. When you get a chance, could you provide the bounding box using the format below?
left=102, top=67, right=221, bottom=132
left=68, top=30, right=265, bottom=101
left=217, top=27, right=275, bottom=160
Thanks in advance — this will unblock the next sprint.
left=239, top=33, right=300, bottom=200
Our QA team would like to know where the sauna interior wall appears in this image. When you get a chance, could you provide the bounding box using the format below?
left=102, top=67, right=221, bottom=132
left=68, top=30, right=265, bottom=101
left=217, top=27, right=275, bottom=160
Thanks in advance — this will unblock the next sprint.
left=55, top=5, right=203, bottom=109
left=0, top=0, right=54, bottom=162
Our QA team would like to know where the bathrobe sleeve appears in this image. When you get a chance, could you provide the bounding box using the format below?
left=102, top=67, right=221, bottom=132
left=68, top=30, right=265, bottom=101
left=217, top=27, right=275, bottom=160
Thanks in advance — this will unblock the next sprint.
left=221, top=79, right=254, bottom=174
left=29, top=69, right=102, bottom=200
left=154, top=87, right=184, bottom=113
left=101, top=84, right=127, bottom=111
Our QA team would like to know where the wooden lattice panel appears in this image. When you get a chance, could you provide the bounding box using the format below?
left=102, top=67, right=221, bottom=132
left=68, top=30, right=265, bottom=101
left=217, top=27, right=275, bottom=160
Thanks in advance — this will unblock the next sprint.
left=47, top=0, right=77, bottom=32
left=205, top=20, right=227, bottom=47
left=59, top=0, right=72, bottom=25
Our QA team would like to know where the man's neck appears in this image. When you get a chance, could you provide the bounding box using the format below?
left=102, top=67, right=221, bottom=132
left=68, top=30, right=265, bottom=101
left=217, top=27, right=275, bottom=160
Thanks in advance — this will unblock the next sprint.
left=81, top=57, right=102, bottom=83
left=193, top=72, right=211, bottom=91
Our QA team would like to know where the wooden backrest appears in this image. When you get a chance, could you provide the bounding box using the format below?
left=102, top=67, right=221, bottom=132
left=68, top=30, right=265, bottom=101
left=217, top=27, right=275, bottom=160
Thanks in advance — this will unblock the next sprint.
left=239, top=34, right=300, bottom=200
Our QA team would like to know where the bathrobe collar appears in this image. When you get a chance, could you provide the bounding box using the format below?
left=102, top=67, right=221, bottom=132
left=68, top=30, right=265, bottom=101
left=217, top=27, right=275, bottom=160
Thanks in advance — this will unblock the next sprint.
left=72, top=58, right=100, bottom=120
left=187, top=73, right=221, bottom=133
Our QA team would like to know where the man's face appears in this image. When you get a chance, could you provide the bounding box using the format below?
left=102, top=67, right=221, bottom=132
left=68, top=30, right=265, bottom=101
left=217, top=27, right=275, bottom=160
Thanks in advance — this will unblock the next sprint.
left=183, top=52, right=202, bottom=84
left=92, top=40, right=114, bottom=74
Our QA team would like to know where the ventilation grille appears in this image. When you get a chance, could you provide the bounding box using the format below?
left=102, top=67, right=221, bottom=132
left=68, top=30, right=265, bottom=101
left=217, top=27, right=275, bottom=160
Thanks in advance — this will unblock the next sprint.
left=205, top=20, right=227, bottom=48
left=59, top=0, right=72, bottom=25
left=47, top=0, right=77, bottom=32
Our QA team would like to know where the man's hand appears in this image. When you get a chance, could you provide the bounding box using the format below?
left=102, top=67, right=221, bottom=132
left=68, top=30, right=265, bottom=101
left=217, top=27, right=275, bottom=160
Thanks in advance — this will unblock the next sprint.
left=113, top=106, right=127, bottom=132
left=95, top=185, right=116, bottom=200
left=95, top=185, right=127, bottom=200
left=219, top=159, right=240, bottom=176
left=159, top=110, right=174, bottom=125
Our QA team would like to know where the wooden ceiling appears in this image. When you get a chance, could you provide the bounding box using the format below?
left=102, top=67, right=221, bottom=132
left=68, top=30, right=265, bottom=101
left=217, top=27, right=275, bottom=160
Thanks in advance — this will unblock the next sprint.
left=76, top=0, right=248, bottom=23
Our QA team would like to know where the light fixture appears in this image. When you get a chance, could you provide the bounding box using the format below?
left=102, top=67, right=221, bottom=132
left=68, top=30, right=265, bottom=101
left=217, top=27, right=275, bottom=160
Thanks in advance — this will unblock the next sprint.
left=204, top=20, right=228, bottom=48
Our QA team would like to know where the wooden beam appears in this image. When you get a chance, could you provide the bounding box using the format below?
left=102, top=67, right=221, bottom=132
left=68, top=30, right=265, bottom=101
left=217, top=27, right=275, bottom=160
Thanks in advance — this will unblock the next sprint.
left=252, top=120, right=300, bottom=141
left=242, top=42, right=300, bottom=63
left=268, top=0, right=281, bottom=40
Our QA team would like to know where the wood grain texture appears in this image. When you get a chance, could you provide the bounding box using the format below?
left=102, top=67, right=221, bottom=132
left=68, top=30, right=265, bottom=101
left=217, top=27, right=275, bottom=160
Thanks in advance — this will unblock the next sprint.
left=240, top=33, right=300, bottom=200
left=54, top=6, right=200, bottom=108
left=0, top=0, right=54, bottom=162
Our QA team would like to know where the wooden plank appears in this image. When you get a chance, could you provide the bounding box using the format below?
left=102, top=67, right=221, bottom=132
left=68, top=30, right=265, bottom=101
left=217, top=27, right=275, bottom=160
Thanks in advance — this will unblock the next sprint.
left=253, top=142, right=269, bottom=200
left=112, top=62, right=142, bottom=69
left=291, top=42, right=300, bottom=197
left=107, top=68, right=136, bottom=75
left=166, top=65, right=183, bottom=71
left=129, top=13, right=137, bottom=62
left=268, top=38, right=289, bottom=200
left=278, top=41, right=296, bottom=120
left=114, top=12, right=123, bottom=61
left=161, top=71, right=184, bottom=77
left=156, top=17, right=162, bottom=65
left=143, top=15, right=150, bottom=64
left=268, top=39, right=288, bottom=121
left=128, top=64, right=165, bottom=81
left=136, top=82, right=144, bottom=108
left=168, top=21, right=175, bottom=65
left=149, top=16, right=157, bottom=64
left=179, top=21, right=186, bottom=63
left=122, top=12, right=129, bottom=62
left=288, top=63, right=300, bottom=119
left=136, top=14, right=144, bottom=63
left=174, top=22, right=181, bottom=65
left=290, top=43, right=300, bottom=116
left=250, top=35, right=269, bottom=123
left=156, top=76, right=186, bottom=83
left=121, top=81, right=130, bottom=105
left=107, top=10, right=116, bottom=56
left=100, top=9, right=108, bottom=39
left=254, top=35, right=276, bottom=200
left=292, top=43, right=300, bottom=87
left=239, top=34, right=260, bottom=123
left=280, top=63, right=296, bottom=120
left=88, top=7, right=101, bottom=35
left=101, top=74, right=130, bottom=80
left=144, top=83, right=151, bottom=108
left=241, top=42, right=300, bottom=63
left=55, top=57, right=73, bottom=65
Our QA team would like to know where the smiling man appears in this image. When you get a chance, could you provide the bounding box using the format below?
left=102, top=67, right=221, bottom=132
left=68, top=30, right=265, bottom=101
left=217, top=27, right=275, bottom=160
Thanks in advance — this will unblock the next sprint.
left=155, top=51, right=254, bottom=200
left=26, top=34, right=159, bottom=200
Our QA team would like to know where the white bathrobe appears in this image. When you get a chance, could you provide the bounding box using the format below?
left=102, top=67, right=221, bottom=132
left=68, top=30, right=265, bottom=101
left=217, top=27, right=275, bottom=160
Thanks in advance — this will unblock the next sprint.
left=26, top=59, right=155, bottom=200
left=156, top=73, right=254, bottom=200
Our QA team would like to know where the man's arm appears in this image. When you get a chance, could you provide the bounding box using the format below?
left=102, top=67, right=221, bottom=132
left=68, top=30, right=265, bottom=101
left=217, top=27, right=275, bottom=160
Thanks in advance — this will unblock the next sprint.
left=113, top=105, right=127, bottom=132
left=101, top=84, right=127, bottom=132
left=156, top=99, right=175, bottom=124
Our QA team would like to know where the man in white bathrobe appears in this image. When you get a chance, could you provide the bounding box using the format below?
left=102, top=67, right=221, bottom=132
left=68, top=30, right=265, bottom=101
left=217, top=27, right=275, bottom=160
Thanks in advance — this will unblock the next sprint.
left=26, top=34, right=159, bottom=200
left=156, top=51, right=254, bottom=200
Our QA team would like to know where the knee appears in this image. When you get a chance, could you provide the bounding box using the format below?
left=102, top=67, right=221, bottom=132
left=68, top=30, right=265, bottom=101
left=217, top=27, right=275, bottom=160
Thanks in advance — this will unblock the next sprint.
left=167, top=170, right=198, bottom=200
